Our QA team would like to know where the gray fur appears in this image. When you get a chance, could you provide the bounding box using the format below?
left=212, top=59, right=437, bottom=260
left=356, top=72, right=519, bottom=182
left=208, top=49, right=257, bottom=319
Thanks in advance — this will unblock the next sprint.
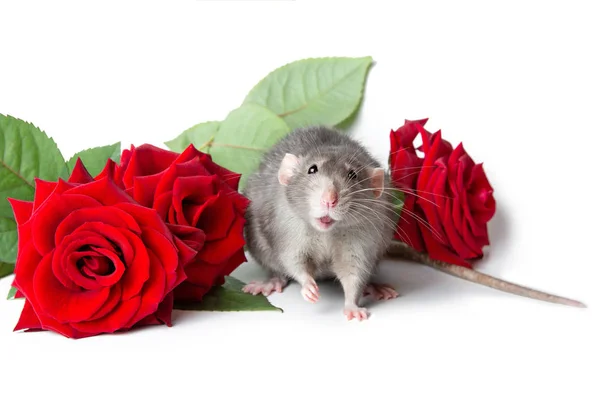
left=243, top=126, right=397, bottom=309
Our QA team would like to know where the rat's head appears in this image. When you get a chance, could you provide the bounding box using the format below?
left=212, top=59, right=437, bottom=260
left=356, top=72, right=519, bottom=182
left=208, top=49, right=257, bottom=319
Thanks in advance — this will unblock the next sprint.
left=278, top=149, right=385, bottom=232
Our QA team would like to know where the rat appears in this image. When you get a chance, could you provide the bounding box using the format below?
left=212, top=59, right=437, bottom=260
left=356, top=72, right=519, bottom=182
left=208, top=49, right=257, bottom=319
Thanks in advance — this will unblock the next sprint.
left=241, top=125, right=400, bottom=321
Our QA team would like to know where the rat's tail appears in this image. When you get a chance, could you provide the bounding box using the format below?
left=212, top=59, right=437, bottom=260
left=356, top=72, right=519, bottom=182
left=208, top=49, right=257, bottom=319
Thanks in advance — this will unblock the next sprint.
left=386, top=240, right=586, bottom=308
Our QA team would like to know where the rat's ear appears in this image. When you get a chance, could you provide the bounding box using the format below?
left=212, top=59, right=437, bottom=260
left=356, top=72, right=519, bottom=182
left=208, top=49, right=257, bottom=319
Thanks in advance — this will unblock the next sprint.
left=278, top=153, right=300, bottom=186
left=370, top=167, right=385, bottom=198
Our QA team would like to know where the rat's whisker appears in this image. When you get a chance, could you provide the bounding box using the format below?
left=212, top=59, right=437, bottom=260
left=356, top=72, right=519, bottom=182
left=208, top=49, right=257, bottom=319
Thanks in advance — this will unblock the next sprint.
left=354, top=197, right=444, bottom=242
left=349, top=203, right=401, bottom=232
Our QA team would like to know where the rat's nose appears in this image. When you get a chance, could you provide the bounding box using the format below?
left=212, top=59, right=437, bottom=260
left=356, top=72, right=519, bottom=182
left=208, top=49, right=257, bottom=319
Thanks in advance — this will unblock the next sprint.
left=320, top=189, right=338, bottom=209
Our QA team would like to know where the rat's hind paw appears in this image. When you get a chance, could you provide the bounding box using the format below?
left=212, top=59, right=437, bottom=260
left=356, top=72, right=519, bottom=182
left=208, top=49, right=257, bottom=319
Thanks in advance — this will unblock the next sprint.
left=343, top=306, right=369, bottom=321
left=301, top=279, right=320, bottom=303
left=242, top=277, right=288, bottom=296
left=363, top=283, right=399, bottom=301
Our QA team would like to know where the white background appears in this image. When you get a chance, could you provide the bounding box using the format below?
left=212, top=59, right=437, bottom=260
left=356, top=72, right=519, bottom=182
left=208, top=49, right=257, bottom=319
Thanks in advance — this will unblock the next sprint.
left=1, top=1, right=598, bottom=399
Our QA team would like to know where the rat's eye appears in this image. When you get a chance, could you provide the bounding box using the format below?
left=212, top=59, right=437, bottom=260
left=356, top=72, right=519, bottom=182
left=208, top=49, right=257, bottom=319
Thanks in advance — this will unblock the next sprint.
left=308, top=165, right=318, bottom=174
left=348, top=169, right=357, bottom=180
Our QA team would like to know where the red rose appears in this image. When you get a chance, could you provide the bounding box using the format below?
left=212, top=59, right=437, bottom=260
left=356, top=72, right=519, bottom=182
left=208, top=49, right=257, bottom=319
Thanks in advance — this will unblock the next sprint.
left=9, top=160, right=196, bottom=339
left=389, top=119, right=496, bottom=267
left=110, top=144, right=250, bottom=302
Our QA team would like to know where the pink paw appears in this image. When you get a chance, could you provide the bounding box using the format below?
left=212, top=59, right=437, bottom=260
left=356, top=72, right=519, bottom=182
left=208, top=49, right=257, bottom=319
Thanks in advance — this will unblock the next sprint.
left=363, top=283, right=398, bottom=301
left=344, top=306, right=369, bottom=321
left=301, top=279, right=319, bottom=303
left=242, top=277, right=287, bottom=296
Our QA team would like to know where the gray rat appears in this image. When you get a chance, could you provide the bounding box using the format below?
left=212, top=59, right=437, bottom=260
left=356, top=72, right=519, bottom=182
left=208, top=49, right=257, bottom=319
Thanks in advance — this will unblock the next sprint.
left=242, top=126, right=399, bottom=321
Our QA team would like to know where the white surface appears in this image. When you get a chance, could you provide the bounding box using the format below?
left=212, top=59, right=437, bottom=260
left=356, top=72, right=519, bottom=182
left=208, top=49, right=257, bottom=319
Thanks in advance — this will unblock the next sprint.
left=1, top=1, right=598, bottom=399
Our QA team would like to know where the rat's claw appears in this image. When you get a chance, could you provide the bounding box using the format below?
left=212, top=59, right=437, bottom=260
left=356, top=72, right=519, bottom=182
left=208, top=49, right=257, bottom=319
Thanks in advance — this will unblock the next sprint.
left=242, top=277, right=288, bottom=296
left=363, top=283, right=399, bottom=301
left=343, top=306, right=369, bottom=321
left=301, top=280, right=320, bottom=303
left=274, top=280, right=283, bottom=293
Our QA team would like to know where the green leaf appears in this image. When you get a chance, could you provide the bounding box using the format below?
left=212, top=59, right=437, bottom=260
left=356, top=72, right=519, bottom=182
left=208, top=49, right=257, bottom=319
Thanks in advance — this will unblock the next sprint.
left=0, top=114, right=68, bottom=263
left=389, top=188, right=405, bottom=209
left=165, top=121, right=220, bottom=153
left=174, top=276, right=283, bottom=312
left=0, top=260, right=14, bottom=279
left=388, top=187, right=405, bottom=225
left=166, top=104, right=290, bottom=189
left=243, top=56, right=373, bottom=130
left=6, top=285, right=17, bottom=300
left=67, top=142, right=121, bottom=176
left=0, top=217, right=18, bottom=263
left=0, top=114, right=68, bottom=216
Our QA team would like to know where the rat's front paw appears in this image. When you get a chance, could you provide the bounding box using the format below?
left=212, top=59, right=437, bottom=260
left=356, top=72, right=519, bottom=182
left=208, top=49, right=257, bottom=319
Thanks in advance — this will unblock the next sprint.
left=301, top=279, right=319, bottom=303
left=343, top=305, right=369, bottom=321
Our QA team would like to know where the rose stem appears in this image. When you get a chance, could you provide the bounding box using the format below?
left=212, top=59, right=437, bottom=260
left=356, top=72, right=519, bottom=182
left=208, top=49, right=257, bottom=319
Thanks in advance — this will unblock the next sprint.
left=386, top=240, right=587, bottom=308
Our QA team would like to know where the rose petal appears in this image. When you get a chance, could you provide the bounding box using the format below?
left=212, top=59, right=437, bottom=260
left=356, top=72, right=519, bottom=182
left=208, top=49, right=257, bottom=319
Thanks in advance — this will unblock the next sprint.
left=54, top=179, right=78, bottom=195
left=53, top=243, right=92, bottom=291
left=8, top=198, right=33, bottom=225
left=447, top=143, right=467, bottom=192
left=154, top=292, right=174, bottom=326
left=141, top=227, right=180, bottom=290
left=224, top=187, right=250, bottom=213
left=391, top=149, right=423, bottom=189
left=167, top=223, right=206, bottom=252
left=198, top=156, right=240, bottom=189
left=131, top=174, right=163, bottom=207
left=88, top=284, right=123, bottom=321
left=15, top=266, right=92, bottom=338
left=419, top=221, right=472, bottom=268
left=460, top=216, right=485, bottom=257
left=121, top=144, right=178, bottom=188
left=196, top=217, right=246, bottom=264
left=171, top=175, right=219, bottom=224
left=183, top=248, right=246, bottom=290
left=417, top=130, right=444, bottom=197
left=154, top=191, right=173, bottom=221
left=89, top=247, right=127, bottom=286
left=155, top=155, right=211, bottom=196
left=134, top=292, right=174, bottom=328
left=32, top=179, right=59, bottom=211
left=173, top=281, right=210, bottom=302
left=63, top=222, right=134, bottom=266
left=443, top=198, right=479, bottom=260
left=68, top=159, right=94, bottom=184
left=394, top=194, right=425, bottom=252
left=117, top=229, right=151, bottom=301
left=34, top=253, right=112, bottom=324
left=467, top=163, right=496, bottom=225
left=14, top=300, right=43, bottom=332
left=390, top=118, right=428, bottom=155
left=125, top=248, right=167, bottom=328
left=31, top=193, right=102, bottom=255
left=65, top=177, right=135, bottom=206
left=71, top=296, right=141, bottom=334
left=173, top=236, right=194, bottom=287
left=12, top=241, right=43, bottom=299
left=419, top=166, right=448, bottom=247
left=115, top=203, right=173, bottom=238
left=199, top=193, right=236, bottom=240
left=94, top=159, right=118, bottom=183
left=417, top=126, right=453, bottom=157
left=55, top=206, right=142, bottom=246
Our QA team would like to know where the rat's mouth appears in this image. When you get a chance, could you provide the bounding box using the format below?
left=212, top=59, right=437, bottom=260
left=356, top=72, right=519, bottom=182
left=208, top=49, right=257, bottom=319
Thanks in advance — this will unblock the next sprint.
left=316, top=215, right=336, bottom=229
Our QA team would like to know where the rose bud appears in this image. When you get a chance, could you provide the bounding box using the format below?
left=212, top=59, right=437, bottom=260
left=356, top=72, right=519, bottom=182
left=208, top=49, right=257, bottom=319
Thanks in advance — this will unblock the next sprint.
left=9, top=160, right=196, bottom=339
left=390, top=119, right=496, bottom=267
